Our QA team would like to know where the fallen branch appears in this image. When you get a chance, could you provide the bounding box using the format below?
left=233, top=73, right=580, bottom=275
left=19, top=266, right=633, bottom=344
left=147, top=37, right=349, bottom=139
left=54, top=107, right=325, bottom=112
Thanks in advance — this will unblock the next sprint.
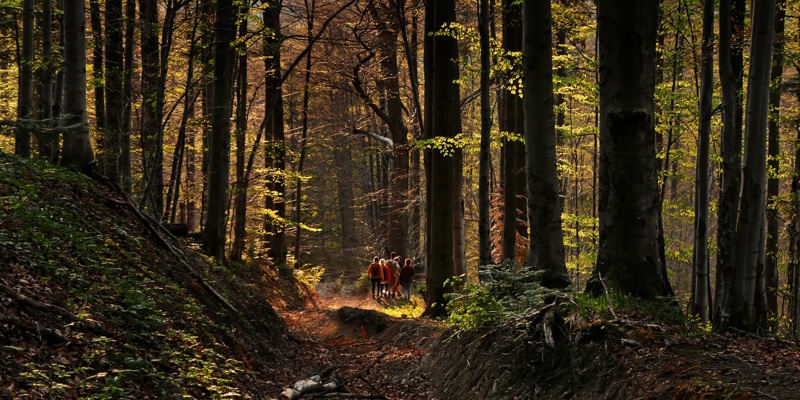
left=0, top=283, right=111, bottom=336
left=0, top=313, right=68, bottom=342
left=100, top=183, right=239, bottom=315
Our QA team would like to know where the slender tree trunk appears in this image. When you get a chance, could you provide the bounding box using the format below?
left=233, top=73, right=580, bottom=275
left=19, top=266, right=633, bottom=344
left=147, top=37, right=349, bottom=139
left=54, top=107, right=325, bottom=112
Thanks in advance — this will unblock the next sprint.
left=119, top=0, right=135, bottom=192
left=16, top=0, right=33, bottom=157
left=263, top=0, right=286, bottom=263
left=729, top=0, right=775, bottom=332
left=204, top=0, right=236, bottom=259
left=61, top=0, right=95, bottom=173
left=231, top=8, right=248, bottom=262
left=294, top=0, right=314, bottom=265
left=501, top=0, right=525, bottom=263
left=478, top=0, right=492, bottom=266
left=765, top=0, right=786, bottom=328
left=89, top=0, right=105, bottom=136
left=104, top=0, right=125, bottom=182
left=691, top=0, right=714, bottom=323
left=588, top=0, right=672, bottom=299
left=522, top=0, right=568, bottom=288
left=139, top=0, right=163, bottom=215
left=714, top=0, right=746, bottom=330
left=39, top=0, right=56, bottom=162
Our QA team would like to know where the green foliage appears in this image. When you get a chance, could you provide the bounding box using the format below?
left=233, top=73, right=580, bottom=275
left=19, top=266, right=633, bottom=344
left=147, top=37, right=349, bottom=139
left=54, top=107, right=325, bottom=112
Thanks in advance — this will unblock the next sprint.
left=571, top=292, right=684, bottom=326
left=0, top=152, right=246, bottom=398
left=445, top=264, right=559, bottom=331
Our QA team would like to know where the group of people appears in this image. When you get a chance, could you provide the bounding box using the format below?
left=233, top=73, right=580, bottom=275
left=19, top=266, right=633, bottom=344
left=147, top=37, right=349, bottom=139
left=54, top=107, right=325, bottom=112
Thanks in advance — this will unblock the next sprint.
left=367, top=252, right=414, bottom=300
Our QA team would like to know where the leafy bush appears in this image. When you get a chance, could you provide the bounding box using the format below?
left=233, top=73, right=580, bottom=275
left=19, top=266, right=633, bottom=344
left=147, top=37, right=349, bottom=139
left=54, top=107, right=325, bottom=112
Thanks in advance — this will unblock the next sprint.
left=445, top=263, right=560, bottom=331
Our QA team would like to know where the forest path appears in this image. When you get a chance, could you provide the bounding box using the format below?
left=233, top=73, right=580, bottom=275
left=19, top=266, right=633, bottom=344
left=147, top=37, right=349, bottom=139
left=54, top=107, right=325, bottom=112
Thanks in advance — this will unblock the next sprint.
left=274, top=278, right=439, bottom=400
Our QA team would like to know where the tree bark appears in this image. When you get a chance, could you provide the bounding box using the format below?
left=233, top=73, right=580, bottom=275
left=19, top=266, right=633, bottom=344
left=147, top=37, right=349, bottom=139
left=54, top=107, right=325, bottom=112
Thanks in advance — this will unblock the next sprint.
left=588, top=0, right=672, bottom=299
left=104, top=0, right=125, bottom=183
left=16, top=0, right=33, bottom=157
left=765, top=0, right=785, bottom=329
left=89, top=0, right=105, bottom=135
left=263, top=0, right=287, bottom=263
left=424, top=0, right=459, bottom=317
left=729, top=0, right=775, bottom=332
left=204, top=0, right=236, bottom=259
left=39, top=0, right=57, bottom=162
left=691, top=0, right=713, bottom=323
left=139, top=0, right=163, bottom=216
left=478, top=0, right=492, bottom=266
left=714, top=0, right=746, bottom=330
left=231, top=7, right=248, bottom=262
left=522, top=0, right=568, bottom=288
left=61, top=0, right=96, bottom=173
left=501, top=0, right=526, bottom=263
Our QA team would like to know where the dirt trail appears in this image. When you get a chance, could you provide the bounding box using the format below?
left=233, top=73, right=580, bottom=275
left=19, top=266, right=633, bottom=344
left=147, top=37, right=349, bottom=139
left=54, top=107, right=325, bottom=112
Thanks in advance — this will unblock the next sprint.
left=275, top=280, right=439, bottom=400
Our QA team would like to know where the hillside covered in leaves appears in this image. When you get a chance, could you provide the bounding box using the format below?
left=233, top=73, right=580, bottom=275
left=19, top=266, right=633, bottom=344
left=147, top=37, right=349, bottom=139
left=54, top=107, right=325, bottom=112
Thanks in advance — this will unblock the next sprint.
left=0, top=150, right=302, bottom=398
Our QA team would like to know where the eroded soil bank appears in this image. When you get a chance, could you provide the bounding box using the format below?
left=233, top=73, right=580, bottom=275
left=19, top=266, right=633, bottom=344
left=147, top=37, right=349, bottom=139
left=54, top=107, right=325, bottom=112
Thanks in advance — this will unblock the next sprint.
left=276, top=281, right=800, bottom=400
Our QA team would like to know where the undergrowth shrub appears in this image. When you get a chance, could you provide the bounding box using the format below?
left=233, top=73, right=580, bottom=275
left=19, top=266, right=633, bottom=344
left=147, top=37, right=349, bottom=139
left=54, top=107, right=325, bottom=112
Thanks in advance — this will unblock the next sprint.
left=445, top=263, right=561, bottom=331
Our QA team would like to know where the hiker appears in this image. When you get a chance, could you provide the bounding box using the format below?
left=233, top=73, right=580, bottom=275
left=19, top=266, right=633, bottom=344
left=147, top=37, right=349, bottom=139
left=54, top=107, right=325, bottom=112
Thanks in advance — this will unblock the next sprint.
left=380, top=258, right=391, bottom=297
left=400, top=258, right=414, bottom=300
left=367, top=257, right=382, bottom=298
left=389, top=256, right=402, bottom=298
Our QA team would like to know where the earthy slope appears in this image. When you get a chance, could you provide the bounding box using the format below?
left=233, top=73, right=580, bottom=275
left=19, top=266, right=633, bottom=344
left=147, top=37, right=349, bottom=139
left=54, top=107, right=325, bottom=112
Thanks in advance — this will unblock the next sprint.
left=0, top=151, right=295, bottom=398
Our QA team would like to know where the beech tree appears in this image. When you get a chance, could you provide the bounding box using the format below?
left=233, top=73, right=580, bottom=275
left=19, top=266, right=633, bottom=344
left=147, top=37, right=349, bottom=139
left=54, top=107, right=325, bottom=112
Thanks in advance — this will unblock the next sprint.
left=424, top=0, right=460, bottom=316
left=588, top=0, right=673, bottom=298
left=204, top=0, right=236, bottom=259
left=691, top=0, right=714, bottom=323
left=500, top=0, right=526, bottom=263
left=714, top=0, right=746, bottom=327
left=727, top=0, right=776, bottom=332
left=478, top=0, right=492, bottom=266
left=16, top=0, right=33, bottom=157
left=61, top=0, right=95, bottom=172
left=522, top=0, right=568, bottom=288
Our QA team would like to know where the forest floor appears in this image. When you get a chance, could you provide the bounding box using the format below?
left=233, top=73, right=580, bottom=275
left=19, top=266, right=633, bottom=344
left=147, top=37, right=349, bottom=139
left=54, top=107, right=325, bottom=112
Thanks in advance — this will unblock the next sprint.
left=270, top=271, right=800, bottom=400
left=1, top=153, right=800, bottom=399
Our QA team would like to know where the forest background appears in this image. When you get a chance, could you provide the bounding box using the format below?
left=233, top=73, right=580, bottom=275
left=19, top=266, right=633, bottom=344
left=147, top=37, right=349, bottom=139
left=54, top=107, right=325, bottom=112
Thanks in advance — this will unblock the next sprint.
left=1, top=0, right=799, bottom=335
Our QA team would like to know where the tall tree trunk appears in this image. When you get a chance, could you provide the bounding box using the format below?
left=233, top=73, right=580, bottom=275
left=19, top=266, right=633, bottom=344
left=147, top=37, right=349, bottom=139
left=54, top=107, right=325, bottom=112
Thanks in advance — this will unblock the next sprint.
left=714, top=0, right=746, bottom=330
left=691, top=0, right=714, bottom=323
left=424, top=0, right=459, bottom=317
left=39, top=0, right=56, bottom=162
left=89, top=0, right=105, bottom=136
left=231, top=8, right=248, bottom=262
left=765, top=0, right=786, bottom=329
left=263, top=0, right=286, bottom=263
left=294, top=0, right=314, bottom=265
left=119, top=0, right=135, bottom=192
left=729, top=0, right=775, bottom=332
left=204, top=0, right=236, bottom=259
left=478, top=0, right=492, bottom=266
left=61, top=0, right=96, bottom=173
left=16, top=0, right=33, bottom=157
left=588, top=0, right=672, bottom=299
left=104, top=0, right=125, bottom=183
left=522, top=0, right=568, bottom=288
left=139, top=0, right=163, bottom=215
left=501, top=0, right=525, bottom=263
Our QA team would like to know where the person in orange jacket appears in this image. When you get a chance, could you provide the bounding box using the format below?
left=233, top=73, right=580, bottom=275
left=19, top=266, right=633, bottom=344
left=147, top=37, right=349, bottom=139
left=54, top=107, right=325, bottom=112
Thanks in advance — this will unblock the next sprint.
left=367, top=257, right=382, bottom=299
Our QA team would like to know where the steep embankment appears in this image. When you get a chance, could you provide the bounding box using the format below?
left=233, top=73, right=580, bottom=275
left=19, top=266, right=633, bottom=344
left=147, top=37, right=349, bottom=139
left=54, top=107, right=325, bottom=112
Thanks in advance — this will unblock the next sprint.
left=0, top=152, right=294, bottom=398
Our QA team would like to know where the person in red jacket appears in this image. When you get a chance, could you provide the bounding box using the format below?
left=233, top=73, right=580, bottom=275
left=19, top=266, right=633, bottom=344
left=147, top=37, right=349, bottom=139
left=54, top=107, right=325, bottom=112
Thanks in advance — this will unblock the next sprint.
left=380, top=259, right=391, bottom=298
left=367, top=257, right=382, bottom=298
